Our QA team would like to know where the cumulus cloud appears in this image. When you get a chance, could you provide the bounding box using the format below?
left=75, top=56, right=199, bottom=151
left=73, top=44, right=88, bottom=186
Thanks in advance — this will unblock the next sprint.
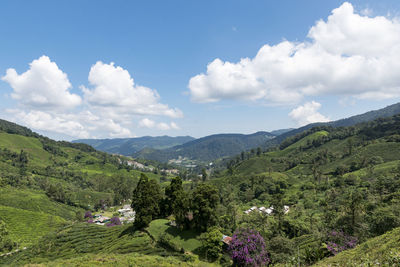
left=2, top=56, right=81, bottom=109
left=189, top=2, right=400, bottom=104
left=82, top=61, right=183, bottom=118
left=8, top=109, right=90, bottom=139
left=139, top=118, right=156, bottom=128
left=139, top=118, right=179, bottom=131
left=289, top=101, right=330, bottom=126
left=1, top=57, right=183, bottom=139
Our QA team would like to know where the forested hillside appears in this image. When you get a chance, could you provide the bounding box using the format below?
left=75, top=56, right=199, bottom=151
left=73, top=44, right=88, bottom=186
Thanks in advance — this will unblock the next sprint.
left=2, top=115, right=400, bottom=266
left=134, top=131, right=275, bottom=163
left=73, top=135, right=195, bottom=156
left=0, top=119, right=171, bottom=254
left=207, top=114, right=400, bottom=265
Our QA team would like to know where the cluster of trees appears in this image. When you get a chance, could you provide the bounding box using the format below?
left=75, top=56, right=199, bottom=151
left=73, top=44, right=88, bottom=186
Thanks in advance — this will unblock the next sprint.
left=131, top=174, right=219, bottom=232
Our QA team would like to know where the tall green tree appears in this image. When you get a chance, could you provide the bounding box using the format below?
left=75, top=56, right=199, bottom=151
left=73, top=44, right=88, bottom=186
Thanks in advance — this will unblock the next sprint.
left=191, top=183, right=219, bottom=232
left=164, top=177, right=189, bottom=228
left=131, top=174, right=162, bottom=229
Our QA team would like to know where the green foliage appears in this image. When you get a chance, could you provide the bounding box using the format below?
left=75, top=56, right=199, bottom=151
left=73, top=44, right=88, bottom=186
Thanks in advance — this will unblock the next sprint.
left=0, top=205, right=66, bottom=247
left=0, top=223, right=165, bottom=266
left=164, top=177, right=189, bottom=228
left=132, top=174, right=162, bottom=229
left=191, top=183, right=219, bottom=232
left=199, top=226, right=223, bottom=261
left=147, top=219, right=202, bottom=253
left=0, top=219, right=17, bottom=253
left=75, top=136, right=195, bottom=156
left=0, top=187, right=81, bottom=220
left=313, top=227, right=400, bottom=266
left=134, top=132, right=275, bottom=163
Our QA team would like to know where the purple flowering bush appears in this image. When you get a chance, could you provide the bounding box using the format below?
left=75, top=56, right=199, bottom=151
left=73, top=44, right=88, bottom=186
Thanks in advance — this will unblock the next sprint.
left=84, top=211, right=93, bottom=219
left=326, top=230, right=357, bottom=255
left=107, top=216, right=122, bottom=227
left=229, top=228, right=270, bottom=266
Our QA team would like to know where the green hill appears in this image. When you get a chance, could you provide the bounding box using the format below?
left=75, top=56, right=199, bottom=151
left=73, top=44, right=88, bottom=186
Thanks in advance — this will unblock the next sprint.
left=73, top=135, right=195, bottom=156
left=313, top=227, right=400, bottom=266
left=134, top=131, right=275, bottom=163
left=209, top=114, right=400, bottom=265
left=0, top=205, right=67, bottom=247
left=0, top=118, right=170, bottom=255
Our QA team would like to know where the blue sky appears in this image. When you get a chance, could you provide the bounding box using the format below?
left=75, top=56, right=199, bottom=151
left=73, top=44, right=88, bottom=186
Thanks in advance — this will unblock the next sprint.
left=1, top=1, right=400, bottom=139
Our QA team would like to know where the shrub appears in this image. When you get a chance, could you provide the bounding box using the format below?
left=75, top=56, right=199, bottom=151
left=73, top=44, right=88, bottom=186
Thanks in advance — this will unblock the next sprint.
left=229, top=228, right=270, bottom=266
left=107, top=217, right=121, bottom=227
left=84, top=211, right=93, bottom=219
left=326, top=230, right=357, bottom=255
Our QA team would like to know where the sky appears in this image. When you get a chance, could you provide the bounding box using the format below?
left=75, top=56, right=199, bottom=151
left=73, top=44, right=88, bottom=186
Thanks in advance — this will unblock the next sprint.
left=2, top=1, right=400, bottom=140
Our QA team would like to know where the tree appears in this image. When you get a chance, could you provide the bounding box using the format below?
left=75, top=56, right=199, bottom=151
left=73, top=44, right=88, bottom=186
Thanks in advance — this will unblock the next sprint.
left=202, top=168, right=208, bottom=182
left=164, top=177, right=189, bottom=228
left=229, top=228, right=270, bottom=266
left=200, top=226, right=223, bottom=261
left=191, top=183, right=219, bottom=232
left=131, top=174, right=162, bottom=229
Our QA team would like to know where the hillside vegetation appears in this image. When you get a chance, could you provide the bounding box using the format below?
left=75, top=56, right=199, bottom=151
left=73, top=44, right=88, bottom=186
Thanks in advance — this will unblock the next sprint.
left=208, top=114, right=400, bottom=265
left=313, top=227, right=400, bottom=266
left=2, top=112, right=400, bottom=266
left=74, top=135, right=195, bottom=156
left=134, top=131, right=275, bottom=163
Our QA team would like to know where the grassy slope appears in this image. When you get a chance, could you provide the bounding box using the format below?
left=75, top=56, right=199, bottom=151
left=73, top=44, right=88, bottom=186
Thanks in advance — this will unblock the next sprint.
left=22, top=253, right=211, bottom=267
left=0, top=223, right=165, bottom=265
left=313, top=227, right=400, bottom=266
left=147, top=219, right=202, bottom=253
left=0, top=205, right=67, bottom=247
left=0, top=187, right=80, bottom=220
left=0, top=132, right=52, bottom=167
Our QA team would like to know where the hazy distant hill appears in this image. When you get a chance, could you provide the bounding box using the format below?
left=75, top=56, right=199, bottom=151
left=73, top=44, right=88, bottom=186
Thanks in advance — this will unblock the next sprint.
left=73, top=136, right=195, bottom=156
left=133, top=131, right=275, bottom=163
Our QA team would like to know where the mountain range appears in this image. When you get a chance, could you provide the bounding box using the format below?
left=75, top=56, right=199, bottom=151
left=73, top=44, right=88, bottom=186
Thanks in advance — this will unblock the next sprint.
left=74, top=102, right=400, bottom=164
left=73, top=136, right=195, bottom=156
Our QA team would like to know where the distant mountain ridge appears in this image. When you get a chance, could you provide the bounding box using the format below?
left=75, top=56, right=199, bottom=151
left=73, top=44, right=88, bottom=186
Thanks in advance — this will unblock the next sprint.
left=73, top=136, right=195, bottom=156
left=133, top=131, right=276, bottom=163
left=266, top=101, right=400, bottom=147
left=75, top=102, right=400, bottom=164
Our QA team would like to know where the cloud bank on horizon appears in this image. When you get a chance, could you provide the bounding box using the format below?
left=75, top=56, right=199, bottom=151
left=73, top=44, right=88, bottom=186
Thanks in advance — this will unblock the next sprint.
left=2, top=56, right=182, bottom=139
left=189, top=2, right=400, bottom=125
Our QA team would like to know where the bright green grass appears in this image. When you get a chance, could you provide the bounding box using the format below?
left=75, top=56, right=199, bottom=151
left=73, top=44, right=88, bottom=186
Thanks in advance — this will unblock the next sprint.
left=0, top=132, right=51, bottom=166
left=148, top=219, right=202, bottom=253
left=22, top=252, right=214, bottom=267
left=313, top=227, right=400, bottom=266
left=0, top=205, right=67, bottom=247
left=273, top=131, right=329, bottom=157
left=1, top=223, right=167, bottom=266
left=344, top=159, right=400, bottom=179
left=0, top=187, right=81, bottom=220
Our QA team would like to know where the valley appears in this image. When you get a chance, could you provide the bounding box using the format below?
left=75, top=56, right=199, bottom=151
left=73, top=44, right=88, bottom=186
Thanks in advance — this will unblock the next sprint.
left=1, top=108, right=400, bottom=266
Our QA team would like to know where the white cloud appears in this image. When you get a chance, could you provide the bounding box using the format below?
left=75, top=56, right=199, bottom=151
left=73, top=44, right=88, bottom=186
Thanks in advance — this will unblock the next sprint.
left=7, top=109, right=90, bottom=139
left=170, top=122, right=180, bottom=130
left=1, top=57, right=183, bottom=139
left=139, top=118, right=179, bottom=131
left=82, top=61, right=183, bottom=118
left=157, top=122, right=171, bottom=130
left=289, top=101, right=330, bottom=126
left=2, top=56, right=81, bottom=110
left=189, top=2, right=400, bottom=104
left=139, top=118, right=156, bottom=128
